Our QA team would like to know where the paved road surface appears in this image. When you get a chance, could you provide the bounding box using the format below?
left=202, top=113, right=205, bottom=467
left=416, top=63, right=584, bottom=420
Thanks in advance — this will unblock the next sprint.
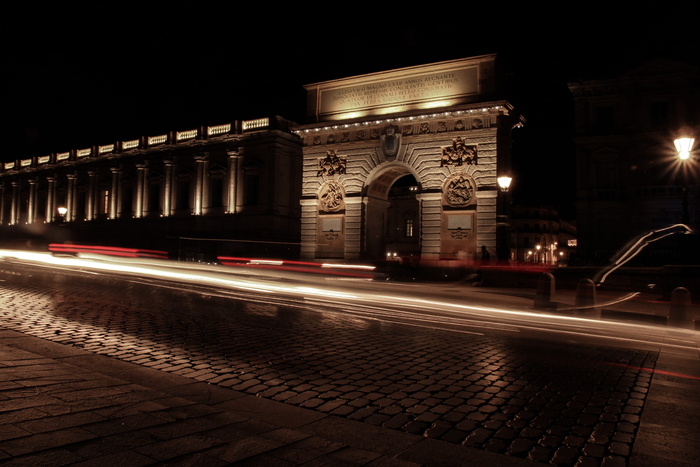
left=0, top=261, right=698, bottom=466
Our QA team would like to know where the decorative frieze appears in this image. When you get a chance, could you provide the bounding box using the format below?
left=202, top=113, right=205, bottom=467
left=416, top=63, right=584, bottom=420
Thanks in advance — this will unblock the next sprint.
left=295, top=105, right=508, bottom=146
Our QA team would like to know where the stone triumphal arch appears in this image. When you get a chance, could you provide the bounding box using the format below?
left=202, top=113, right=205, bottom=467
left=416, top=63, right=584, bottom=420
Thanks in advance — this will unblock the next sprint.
left=294, top=55, right=522, bottom=265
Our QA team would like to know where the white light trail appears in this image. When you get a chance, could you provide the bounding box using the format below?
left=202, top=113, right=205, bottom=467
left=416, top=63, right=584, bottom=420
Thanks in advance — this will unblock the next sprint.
left=1, top=249, right=697, bottom=352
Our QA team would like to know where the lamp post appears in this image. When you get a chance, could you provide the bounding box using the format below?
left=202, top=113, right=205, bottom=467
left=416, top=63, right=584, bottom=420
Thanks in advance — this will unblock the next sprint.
left=57, top=206, right=67, bottom=223
left=674, top=137, right=694, bottom=225
left=497, top=175, right=513, bottom=263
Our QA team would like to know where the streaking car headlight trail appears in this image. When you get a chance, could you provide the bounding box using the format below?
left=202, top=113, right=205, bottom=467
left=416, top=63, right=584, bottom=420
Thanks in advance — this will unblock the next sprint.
left=0, top=249, right=697, bottom=353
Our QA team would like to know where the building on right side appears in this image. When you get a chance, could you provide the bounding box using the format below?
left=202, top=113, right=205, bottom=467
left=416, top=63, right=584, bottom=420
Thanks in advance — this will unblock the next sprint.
left=569, top=58, right=700, bottom=266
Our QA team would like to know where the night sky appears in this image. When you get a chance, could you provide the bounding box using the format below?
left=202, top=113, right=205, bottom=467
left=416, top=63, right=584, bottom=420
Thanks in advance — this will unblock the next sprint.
left=3, top=2, right=699, bottom=218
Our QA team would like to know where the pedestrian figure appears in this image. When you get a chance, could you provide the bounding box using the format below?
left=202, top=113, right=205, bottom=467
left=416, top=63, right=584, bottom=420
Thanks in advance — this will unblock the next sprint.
left=481, top=245, right=490, bottom=265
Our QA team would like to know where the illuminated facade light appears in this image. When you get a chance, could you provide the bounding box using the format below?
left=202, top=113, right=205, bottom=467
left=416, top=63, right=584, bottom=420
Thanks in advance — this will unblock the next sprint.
left=176, top=129, right=198, bottom=141
left=242, top=118, right=270, bottom=131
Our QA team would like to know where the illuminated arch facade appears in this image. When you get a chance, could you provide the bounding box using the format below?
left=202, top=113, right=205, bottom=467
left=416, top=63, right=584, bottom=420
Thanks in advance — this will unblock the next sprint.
left=296, top=55, right=522, bottom=264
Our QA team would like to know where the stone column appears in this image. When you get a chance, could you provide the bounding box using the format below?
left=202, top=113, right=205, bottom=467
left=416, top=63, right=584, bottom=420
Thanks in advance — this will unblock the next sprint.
left=417, top=192, right=442, bottom=260
left=86, top=171, right=97, bottom=221
left=0, top=182, right=5, bottom=225
left=163, top=160, right=174, bottom=216
left=109, top=168, right=121, bottom=219
left=226, top=151, right=241, bottom=214
left=344, top=196, right=363, bottom=259
left=65, top=173, right=76, bottom=222
left=45, top=176, right=56, bottom=223
left=10, top=181, right=19, bottom=225
left=194, top=154, right=208, bottom=215
left=27, top=179, right=37, bottom=224
left=135, top=163, right=148, bottom=218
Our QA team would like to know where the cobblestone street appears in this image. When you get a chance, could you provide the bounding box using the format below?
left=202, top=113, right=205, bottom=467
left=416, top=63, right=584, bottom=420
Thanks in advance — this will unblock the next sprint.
left=0, top=265, right=668, bottom=466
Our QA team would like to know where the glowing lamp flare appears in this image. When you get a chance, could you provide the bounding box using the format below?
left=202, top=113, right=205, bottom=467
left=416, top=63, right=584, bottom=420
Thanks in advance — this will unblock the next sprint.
left=674, top=137, right=695, bottom=160
left=497, top=176, right=512, bottom=192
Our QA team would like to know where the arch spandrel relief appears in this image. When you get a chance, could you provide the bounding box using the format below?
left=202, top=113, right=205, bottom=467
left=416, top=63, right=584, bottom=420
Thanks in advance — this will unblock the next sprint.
left=441, top=137, right=478, bottom=167
left=442, top=173, right=477, bottom=208
left=318, top=180, right=345, bottom=213
left=317, top=150, right=346, bottom=177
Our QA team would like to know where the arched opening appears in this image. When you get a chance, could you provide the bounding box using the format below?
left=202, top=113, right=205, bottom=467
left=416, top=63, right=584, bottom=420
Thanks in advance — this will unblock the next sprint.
left=364, top=164, right=421, bottom=261
left=385, top=174, right=420, bottom=262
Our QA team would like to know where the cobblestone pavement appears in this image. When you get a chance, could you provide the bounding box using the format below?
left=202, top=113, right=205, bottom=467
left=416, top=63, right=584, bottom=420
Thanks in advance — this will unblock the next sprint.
left=0, top=266, right=660, bottom=466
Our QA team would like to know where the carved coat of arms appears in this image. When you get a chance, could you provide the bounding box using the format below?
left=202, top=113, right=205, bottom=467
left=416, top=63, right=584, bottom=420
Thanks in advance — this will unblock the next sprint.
left=317, top=150, right=346, bottom=176
left=441, top=137, right=477, bottom=166
left=380, top=125, right=401, bottom=159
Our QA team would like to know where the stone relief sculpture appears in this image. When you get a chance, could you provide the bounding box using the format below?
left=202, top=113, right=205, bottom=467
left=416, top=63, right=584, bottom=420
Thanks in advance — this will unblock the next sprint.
left=444, top=174, right=476, bottom=207
left=319, top=181, right=344, bottom=212
left=441, top=137, right=478, bottom=166
left=317, top=150, right=346, bottom=177
left=380, top=125, right=400, bottom=159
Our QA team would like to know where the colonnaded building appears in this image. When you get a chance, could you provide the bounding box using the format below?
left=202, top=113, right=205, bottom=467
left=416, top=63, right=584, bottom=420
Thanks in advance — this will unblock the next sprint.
left=0, top=54, right=523, bottom=265
left=0, top=117, right=302, bottom=261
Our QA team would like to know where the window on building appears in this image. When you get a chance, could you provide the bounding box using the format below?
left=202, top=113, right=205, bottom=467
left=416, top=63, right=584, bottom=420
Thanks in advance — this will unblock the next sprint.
left=99, top=190, right=109, bottom=216
left=404, top=218, right=414, bottom=237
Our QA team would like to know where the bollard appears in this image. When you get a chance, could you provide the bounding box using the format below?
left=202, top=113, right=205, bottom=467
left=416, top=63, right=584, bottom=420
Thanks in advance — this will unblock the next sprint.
left=668, top=287, right=693, bottom=328
left=534, top=273, right=557, bottom=309
left=575, top=278, right=597, bottom=314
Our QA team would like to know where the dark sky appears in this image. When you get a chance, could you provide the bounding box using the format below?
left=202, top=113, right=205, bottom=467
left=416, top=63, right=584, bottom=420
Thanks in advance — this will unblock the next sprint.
left=3, top=2, right=699, bottom=217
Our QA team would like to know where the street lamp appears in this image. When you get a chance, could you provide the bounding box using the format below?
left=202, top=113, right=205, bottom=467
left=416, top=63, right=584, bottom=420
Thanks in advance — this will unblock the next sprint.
left=675, top=137, right=694, bottom=161
left=57, top=206, right=67, bottom=223
left=497, top=176, right=512, bottom=192
left=497, top=175, right=513, bottom=262
left=674, top=137, right=694, bottom=224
